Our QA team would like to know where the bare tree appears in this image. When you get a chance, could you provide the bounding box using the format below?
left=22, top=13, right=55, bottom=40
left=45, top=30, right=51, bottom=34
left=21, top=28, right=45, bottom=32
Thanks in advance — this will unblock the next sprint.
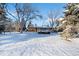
left=15, top=3, right=42, bottom=33
left=4, top=3, right=42, bottom=33
left=48, top=10, right=61, bottom=28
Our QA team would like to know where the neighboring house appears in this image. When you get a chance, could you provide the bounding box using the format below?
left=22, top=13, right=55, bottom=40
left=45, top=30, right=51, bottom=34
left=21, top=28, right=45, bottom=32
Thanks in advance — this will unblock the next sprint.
left=28, top=27, right=37, bottom=32
left=28, top=26, right=52, bottom=33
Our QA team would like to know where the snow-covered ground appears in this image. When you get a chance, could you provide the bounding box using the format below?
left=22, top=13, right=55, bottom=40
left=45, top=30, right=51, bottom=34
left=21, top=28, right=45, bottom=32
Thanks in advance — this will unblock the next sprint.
left=0, top=32, right=79, bottom=56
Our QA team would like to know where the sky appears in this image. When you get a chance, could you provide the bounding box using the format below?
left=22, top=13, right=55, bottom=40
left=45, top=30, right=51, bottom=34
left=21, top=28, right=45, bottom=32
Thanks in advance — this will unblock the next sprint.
left=7, top=3, right=66, bottom=27
left=31, top=3, right=66, bottom=26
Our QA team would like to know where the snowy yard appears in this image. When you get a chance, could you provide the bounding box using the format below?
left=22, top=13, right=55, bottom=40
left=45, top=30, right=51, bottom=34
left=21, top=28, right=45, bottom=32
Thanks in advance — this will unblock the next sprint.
left=0, top=32, right=79, bottom=56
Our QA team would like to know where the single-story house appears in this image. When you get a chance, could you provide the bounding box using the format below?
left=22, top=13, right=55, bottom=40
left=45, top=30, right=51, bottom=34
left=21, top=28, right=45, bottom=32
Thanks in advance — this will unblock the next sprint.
left=27, top=26, right=53, bottom=32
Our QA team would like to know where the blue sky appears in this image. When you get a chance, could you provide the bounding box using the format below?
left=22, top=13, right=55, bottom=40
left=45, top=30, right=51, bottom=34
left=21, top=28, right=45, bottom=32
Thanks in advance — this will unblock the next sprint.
left=7, top=3, right=66, bottom=27
left=31, top=3, right=66, bottom=26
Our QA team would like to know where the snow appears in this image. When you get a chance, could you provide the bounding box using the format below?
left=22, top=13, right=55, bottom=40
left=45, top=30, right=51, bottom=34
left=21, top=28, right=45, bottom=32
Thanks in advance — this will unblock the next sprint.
left=0, top=32, right=79, bottom=56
